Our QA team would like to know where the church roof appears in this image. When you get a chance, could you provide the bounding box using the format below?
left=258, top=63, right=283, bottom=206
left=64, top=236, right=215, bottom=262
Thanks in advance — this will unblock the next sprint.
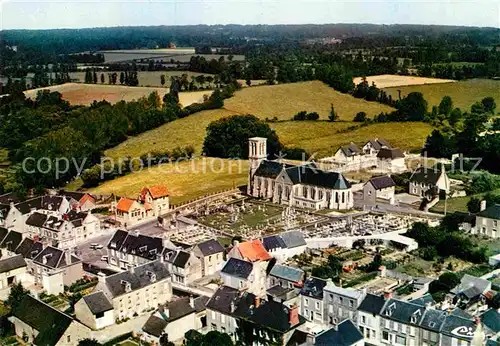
left=253, top=161, right=289, bottom=179
left=285, top=165, right=351, bottom=189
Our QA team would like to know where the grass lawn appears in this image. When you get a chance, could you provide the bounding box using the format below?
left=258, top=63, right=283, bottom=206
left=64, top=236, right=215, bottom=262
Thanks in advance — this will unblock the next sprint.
left=396, top=258, right=434, bottom=276
left=224, top=81, right=395, bottom=121
left=106, top=108, right=236, bottom=160
left=383, top=79, right=500, bottom=111
left=431, top=188, right=500, bottom=214
left=273, top=121, right=433, bottom=157
left=90, top=158, right=248, bottom=205
left=118, top=341, right=139, bottom=346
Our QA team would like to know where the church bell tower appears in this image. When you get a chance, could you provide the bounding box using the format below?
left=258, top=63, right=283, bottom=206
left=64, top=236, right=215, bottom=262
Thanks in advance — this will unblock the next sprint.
left=247, top=137, right=267, bottom=195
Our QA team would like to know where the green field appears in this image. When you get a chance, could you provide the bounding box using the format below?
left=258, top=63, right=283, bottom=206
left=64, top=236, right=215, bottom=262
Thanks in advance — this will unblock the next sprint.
left=383, top=79, right=500, bottom=111
left=90, top=158, right=249, bottom=204
left=224, top=81, right=395, bottom=121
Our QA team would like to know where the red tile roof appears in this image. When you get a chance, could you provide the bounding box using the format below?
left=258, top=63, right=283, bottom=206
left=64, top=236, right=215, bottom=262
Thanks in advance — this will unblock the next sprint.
left=79, top=194, right=96, bottom=206
left=116, top=198, right=135, bottom=212
left=143, top=185, right=169, bottom=199
left=238, top=240, right=272, bottom=262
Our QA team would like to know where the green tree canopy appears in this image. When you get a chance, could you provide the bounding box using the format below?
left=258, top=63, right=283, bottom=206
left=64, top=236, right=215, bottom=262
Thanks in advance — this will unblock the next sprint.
left=202, top=114, right=282, bottom=159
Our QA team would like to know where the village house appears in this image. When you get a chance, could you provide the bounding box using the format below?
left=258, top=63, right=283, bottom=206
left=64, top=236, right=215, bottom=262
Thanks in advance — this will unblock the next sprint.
left=192, top=238, right=225, bottom=276
left=74, top=291, right=115, bottom=330
left=268, top=264, right=305, bottom=290
left=10, top=295, right=91, bottom=345
left=228, top=239, right=272, bottom=263
left=363, top=175, right=396, bottom=205
left=92, top=260, right=173, bottom=321
left=0, top=229, right=22, bottom=257
left=206, top=285, right=307, bottom=345
left=58, top=190, right=97, bottom=211
left=138, top=185, right=170, bottom=217
left=357, top=293, right=387, bottom=344
left=0, top=255, right=27, bottom=298
left=314, top=319, right=364, bottom=346
left=221, top=257, right=269, bottom=297
left=164, top=249, right=203, bottom=285
left=409, top=165, right=450, bottom=199
left=376, top=147, right=407, bottom=172
left=141, top=295, right=209, bottom=343
left=323, top=282, right=366, bottom=326
left=334, top=143, right=363, bottom=162
left=262, top=231, right=307, bottom=263
left=106, top=229, right=175, bottom=270
left=474, top=203, right=500, bottom=238
left=362, top=138, right=392, bottom=155
left=299, top=277, right=328, bottom=325
left=30, top=246, right=84, bottom=295
left=248, top=137, right=354, bottom=211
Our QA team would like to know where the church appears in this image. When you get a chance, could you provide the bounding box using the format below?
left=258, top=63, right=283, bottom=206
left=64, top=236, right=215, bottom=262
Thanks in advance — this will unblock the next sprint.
left=247, top=137, right=354, bottom=210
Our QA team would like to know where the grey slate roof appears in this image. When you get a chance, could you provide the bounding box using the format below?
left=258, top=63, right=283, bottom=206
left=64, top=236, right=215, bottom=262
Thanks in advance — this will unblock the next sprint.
left=410, top=293, right=435, bottom=307
left=269, top=264, right=304, bottom=283
left=26, top=212, right=48, bottom=227
left=300, top=277, right=327, bottom=300
left=262, top=235, right=286, bottom=251
left=142, top=315, right=167, bottom=337
left=206, top=285, right=243, bottom=315
left=358, top=293, right=386, bottom=315
left=377, top=147, right=404, bottom=159
left=366, top=138, right=392, bottom=150
left=195, top=239, right=224, bottom=256
left=410, top=166, right=442, bottom=185
left=315, top=319, right=364, bottom=346
left=15, top=197, right=42, bottom=215
left=104, top=260, right=170, bottom=298
left=419, top=308, right=447, bottom=332
left=171, top=250, right=191, bottom=268
left=40, top=196, right=65, bottom=211
left=451, top=274, right=490, bottom=297
left=82, top=291, right=113, bottom=315
left=254, top=161, right=292, bottom=179
left=0, top=230, right=22, bottom=252
left=481, top=309, right=500, bottom=333
left=15, top=238, right=43, bottom=259
left=285, top=165, right=351, bottom=189
left=0, top=192, right=23, bottom=204
left=477, top=204, right=500, bottom=220
left=339, top=143, right=362, bottom=157
left=221, top=257, right=253, bottom=279
left=280, top=230, right=306, bottom=249
left=120, top=233, right=164, bottom=260
left=32, top=246, right=80, bottom=269
left=0, top=254, right=26, bottom=273
left=107, top=229, right=128, bottom=250
left=440, top=314, right=477, bottom=341
left=0, top=204, right=10, bottom=219
left=324, top=283, right=363, bottom=299
left=369, top=175, right=396, bottom=190
left=381, top=299, right=424, bottom=325
left=267, top=285, right=295, bottom=299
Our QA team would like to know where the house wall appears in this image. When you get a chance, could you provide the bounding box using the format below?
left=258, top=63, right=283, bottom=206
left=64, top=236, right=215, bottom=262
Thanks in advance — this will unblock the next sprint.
left=152, top=196, right=169, bottom=216
left=74, top=299, right=114, bottom=330
left=63, top=262, right=85, bottom=286
left=358, top=311, right=381, bottom=345
left=221, top=273, right=248, bottom=291
left=192, top=247, right=224, bottom=276
left=168, top=254, right=203, bottom=285
left=56, top=320, right=91, bottom=346
left=164, top=312, right=197, bottom=341
left=299, top=295, right=324, bottom=324
left=474, top=216, right=499, bottom=238
left=363, top=183, right=377, bottom=204
left=42, top=271, right=64, bottom=295
left=112, top=277, right=172, bottom=320
left=380, top=317, right=419, bottom=346
left=323, top=288, right=362, bottom=325
left=409, top=181, right=432, bottom=197
left=207, top=309, right=239, bottom=340
left=0, top=266, right=27, bottom=290
left=5, top=207, right=25, bottom=232
left=12, top=316, right=39, bottom=344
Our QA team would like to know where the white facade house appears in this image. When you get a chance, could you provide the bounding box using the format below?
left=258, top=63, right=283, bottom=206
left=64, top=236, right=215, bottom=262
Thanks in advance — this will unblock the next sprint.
left=363, top=176, right=396, bottom=205
left=248, top=137, right=354, bottom=211
left=474, top=203, right=500, bottom=238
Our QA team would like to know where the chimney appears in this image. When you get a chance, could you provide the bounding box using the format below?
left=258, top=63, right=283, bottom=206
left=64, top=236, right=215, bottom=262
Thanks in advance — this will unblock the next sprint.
left=384, top=290, right=392, bottom=300
left=97, top=271, right=106, bottom=283
left=189, top=295, right=195, bottom=309
left=480, top=200, right=487, bottom=212
left=339, top=279, right=342, bottom=288
left=64, top=249, right=72, bottom=264
left=255, top=296, right=260, bottom=309
left=230, top=300, right=236, bottom=313
left=289, top=304, right=299, bottom=326
left=128, top=265, right=135, bottom=274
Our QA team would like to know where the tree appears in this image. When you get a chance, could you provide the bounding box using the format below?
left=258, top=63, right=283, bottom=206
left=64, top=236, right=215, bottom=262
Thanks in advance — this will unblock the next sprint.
left=160, top=74, right=166, bottom=87
left=353, top=111, right=367, bottom=122
left=328, top=103, right=338, bottom=122
left=100, top=73, right=105, bottom=84
left=467, top=197, right=481, bottom=213
left=6, top=283, right=29, bottom=310
left=481, top=96, right=496, bottom=114
left=202, top=114, right=282, bottom=159
left=185, top=330, right=233, bottom=346
left=397, top=92, right=427, bottom=121
left=422, top=129, right=457, bottom=158
left=438, top=96, right=453, bottom=116
left=119, top=72, right=125, bottom=85
left=92, top=71, right=97, bottom=84
left=448, top=108, right=462, bottom=128
left=78, top=339, right=102, bottom=346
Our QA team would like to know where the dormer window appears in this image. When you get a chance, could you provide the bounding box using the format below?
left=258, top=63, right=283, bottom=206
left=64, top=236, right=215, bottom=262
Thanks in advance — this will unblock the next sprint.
left=139, top=245, right=147, bottom=252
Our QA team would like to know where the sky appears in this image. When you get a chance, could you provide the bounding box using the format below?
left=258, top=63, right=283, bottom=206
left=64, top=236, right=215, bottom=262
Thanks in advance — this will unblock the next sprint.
left=1, top=0, right=499, bottom=30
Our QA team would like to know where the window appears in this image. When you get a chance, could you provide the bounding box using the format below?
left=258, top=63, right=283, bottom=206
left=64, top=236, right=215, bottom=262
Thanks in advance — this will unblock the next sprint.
left=315, top=301, right=320, bottom=309
left=382, top=331, right=389, bottom=341
left=385, top=319, right=390, bottom=328
left=409, top=326, right=415, bottom=336
left=361, top=315, right=366, bottom=324
left=304, top=298, right=309, bottom=306
left=67, top=336, right=71, bottom=343
left=211, top=323, right=216, bottom=331
left=349, top=300, right=354, bottom=308
left=395, top=336, right=406, bottom=345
